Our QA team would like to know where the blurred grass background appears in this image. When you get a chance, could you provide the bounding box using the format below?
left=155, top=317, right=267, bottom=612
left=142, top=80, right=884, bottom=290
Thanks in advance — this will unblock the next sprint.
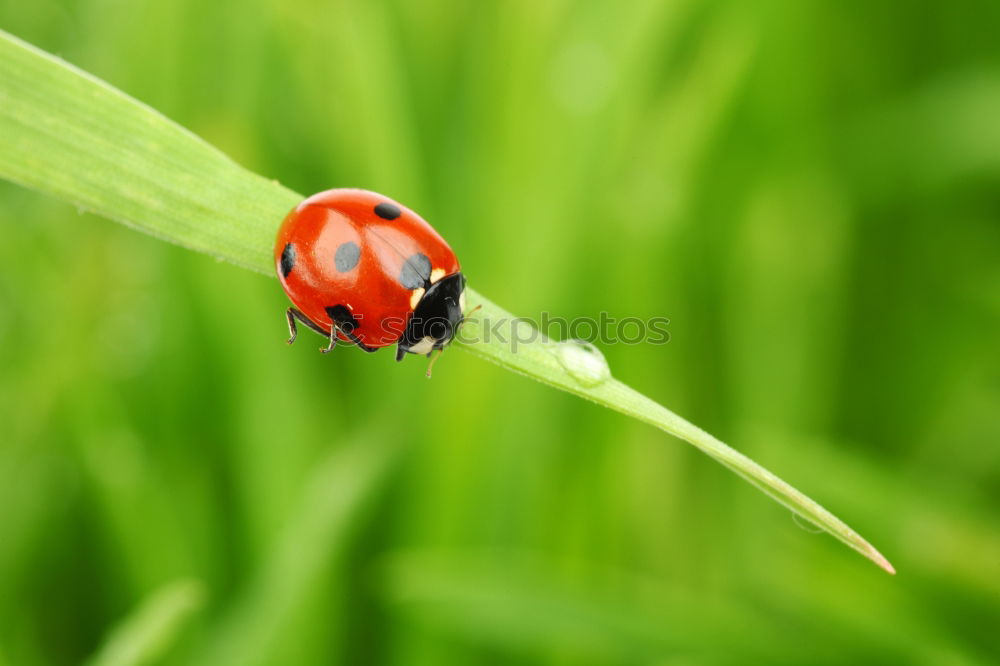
left=1, top=0, right=998, bottom=664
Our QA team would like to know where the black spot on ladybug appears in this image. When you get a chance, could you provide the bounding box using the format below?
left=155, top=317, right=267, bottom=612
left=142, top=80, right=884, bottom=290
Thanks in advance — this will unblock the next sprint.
left=374, top=202, right=401, bottom=220
left=399, top=253, right=432, bottom=289
left=325, top=304, right=376, bottom=352
left=280, top=242, right=296, bottom=278
left=326, top=305, right=359, bottom=333
left=334, top=242, right=361, bottom=272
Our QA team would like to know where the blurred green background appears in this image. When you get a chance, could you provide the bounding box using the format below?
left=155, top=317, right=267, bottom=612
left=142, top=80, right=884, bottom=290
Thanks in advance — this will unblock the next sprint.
left=1, top=0, right=999, bottom=664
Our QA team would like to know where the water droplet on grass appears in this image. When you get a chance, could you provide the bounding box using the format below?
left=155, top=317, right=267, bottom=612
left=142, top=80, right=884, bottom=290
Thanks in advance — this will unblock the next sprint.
left=792, top=512, right=824, bottom=534
left=552, top=339, right=611, bottom=387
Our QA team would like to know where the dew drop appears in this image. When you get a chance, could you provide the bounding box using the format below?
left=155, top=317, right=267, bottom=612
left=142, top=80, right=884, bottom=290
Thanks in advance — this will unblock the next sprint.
left=791, top=512, right=824, bottom=534
left=552, top=339, right=611, bottom=387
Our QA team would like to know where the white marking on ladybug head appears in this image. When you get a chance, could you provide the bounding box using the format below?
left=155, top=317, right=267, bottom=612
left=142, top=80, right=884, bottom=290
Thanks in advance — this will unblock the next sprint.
left=409, top=336, right=436, bottom=355
left=430, top=267, right=446, bottom=284
left=459, top=290, right=467, bottom=314
left=409, top=287, right=425, bottom=310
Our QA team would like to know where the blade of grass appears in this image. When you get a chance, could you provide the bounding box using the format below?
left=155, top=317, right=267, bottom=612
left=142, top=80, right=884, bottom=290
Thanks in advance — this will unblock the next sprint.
left=83, top=579, right=203, bottom=666
left=381, top=547, right=940, bottom=663
left=0, top=29, right=893, bottom=573
left=0, top=30, right=297, bottom=271
left=192, top=433, right=400, bottom=666
left=378, top=550, right=792, bottom=661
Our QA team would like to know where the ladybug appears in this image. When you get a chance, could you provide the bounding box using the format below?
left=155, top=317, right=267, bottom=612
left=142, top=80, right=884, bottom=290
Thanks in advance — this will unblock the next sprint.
left=274, top=189, right=468, bottom=366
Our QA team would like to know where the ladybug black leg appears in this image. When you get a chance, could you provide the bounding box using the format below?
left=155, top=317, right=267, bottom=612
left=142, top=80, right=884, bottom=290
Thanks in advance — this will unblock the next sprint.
left=285, top=307, right=330, bottom=345
left=339, top=328, right=376, bottom=353
left=285, top=308, right=299, bottom=344
left=425, top=348, right=444, bottom=378
left=320, top=327, right=338, bottom=354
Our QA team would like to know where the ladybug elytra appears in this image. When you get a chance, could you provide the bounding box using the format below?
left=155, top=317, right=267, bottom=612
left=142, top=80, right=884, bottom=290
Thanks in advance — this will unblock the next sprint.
left=274, top=189, right=467, bottom=366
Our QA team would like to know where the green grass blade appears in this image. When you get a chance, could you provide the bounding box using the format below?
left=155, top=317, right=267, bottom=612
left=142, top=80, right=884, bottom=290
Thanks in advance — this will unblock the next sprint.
left=83, top=579, right=203, bottom=666
left=0, top=30, right=296, bottom=272
left=379, top=550, right=782, bottom=661
left=0, top=28, right=893, bottom=573
left=192, top=435, right=400, bottom=666
left=457, top=295, right=895, bottom=574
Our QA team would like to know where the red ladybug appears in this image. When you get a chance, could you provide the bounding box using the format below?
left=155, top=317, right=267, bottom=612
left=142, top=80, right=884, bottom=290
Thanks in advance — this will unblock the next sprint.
left=274, top=189, right=467, bottom=364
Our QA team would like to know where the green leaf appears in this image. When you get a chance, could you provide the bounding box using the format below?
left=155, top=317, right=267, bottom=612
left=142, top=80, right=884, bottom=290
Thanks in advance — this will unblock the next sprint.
left=0, top=29, right=893, bottom=574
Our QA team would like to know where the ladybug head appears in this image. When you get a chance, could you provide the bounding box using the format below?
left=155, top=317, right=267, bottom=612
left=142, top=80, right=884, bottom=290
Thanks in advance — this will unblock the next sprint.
left=396, top=273, right=467, bottom=361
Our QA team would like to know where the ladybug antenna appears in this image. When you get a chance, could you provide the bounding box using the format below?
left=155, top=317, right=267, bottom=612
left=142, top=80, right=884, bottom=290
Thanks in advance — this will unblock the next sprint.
left=462, top=303, right=482, bottom=322
left=425, top=348, right=444, bottom=378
